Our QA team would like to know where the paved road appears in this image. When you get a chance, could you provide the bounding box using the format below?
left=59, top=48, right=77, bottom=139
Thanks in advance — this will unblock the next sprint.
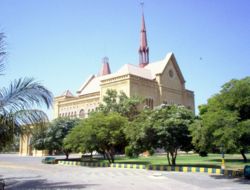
left=0, top=154, right=249, bottom=190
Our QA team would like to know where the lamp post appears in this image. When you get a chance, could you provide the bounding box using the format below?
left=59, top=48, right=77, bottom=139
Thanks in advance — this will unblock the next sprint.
left=221, top=144, right=225, bottom=170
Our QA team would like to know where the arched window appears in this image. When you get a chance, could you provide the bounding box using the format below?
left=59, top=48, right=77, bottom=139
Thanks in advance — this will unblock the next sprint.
left=79, top=109, right=85, bottom=118
left=145, top=98, right=153, bottom=109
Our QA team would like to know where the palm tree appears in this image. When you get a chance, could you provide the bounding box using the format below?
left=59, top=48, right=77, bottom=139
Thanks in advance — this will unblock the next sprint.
left=0, top=32, right=6, bottom=74
left=0, top=32, right=53, bottom=150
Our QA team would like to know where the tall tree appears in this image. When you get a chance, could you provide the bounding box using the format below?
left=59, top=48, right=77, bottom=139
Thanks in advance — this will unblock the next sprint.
left=151, top=105, right=194, bottom=165
left=190, top=77, right=250, bottom=162
left=124, top=108, right=156, bottom=157
left=125, top=105, right=194, bottom=165
left=98, top=89, right=141, bottom=121
left=0, top=33, right=53, bottom=149
left=0, top=78, right=53, bottom=149
left=64, top=120, right=97, bottom=155
left=42, top=118, right=80, bottom=159
left=0, top=32, right=6, bottom=74
left=65, top=112, right=128, bottom=163
left=30, top=124, right=48, bottom=150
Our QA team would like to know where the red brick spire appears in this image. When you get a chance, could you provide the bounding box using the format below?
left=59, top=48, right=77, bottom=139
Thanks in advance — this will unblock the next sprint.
left=139, top=4, right=149, bottom=68
left=99, top=57, right=111, bottom=76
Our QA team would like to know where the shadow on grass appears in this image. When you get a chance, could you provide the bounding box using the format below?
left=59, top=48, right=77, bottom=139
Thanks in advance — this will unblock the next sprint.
left=4, top=176, right=98, bottom=190
left=150, top=163, right=221, bottom=168
left=209, top=159, right=250, bottom=164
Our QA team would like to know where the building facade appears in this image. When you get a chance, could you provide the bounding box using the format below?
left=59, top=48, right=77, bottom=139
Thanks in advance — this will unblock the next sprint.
left=53, top=13, right=195, bottom=119
left=20, top=11, right=195, bottom=156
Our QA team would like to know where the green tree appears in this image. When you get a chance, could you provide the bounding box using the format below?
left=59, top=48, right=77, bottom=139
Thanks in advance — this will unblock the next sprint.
left=190, top=77, right=250, bottom=162
left=65, top=112, right=128, bottom=163
left=0, top=78, right=53, bottom=150
left=0, top=33, right=53, bottom=150
left=152, top=105, right=194, bottom=165
left=30, top=124, right=48, bottom=150
left=0, top=32, right=6, bottom=74
left=98, top=89, right=141, bottom=121
left=125, top=105, right=194, bottom=165
left=124, top=108, right=156, bottom=157
left=64, top=120, right=97, bottom=155
left=42, top=118, right=79, bottom=159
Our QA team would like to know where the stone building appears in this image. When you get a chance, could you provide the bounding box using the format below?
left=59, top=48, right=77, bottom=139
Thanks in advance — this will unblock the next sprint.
left=20, top=11, right=194, bottom=156
left=53, top=13, right=194, bottom=119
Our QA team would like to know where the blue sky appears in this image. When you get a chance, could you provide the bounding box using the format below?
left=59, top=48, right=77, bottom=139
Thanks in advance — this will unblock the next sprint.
left=1, top=0, right=250, bottom=118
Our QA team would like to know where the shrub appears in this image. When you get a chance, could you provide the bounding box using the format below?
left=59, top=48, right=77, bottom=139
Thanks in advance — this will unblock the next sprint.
left=125, top=146, right=138, bottom=158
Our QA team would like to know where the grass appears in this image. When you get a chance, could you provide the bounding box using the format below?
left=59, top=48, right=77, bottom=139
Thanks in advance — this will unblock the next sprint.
left=115, top=153, right=250, bottom=169
left=67, top=153, right=250, bottom=170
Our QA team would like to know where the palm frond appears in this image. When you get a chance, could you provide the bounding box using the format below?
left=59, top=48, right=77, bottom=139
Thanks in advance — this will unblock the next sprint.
left=1, top=109, right=49, bottom=128
left=13, top=109, right=49, bottom=126
left=0, top=77, right=53, bottom=114
left=0, top=32, right=6, bottom=75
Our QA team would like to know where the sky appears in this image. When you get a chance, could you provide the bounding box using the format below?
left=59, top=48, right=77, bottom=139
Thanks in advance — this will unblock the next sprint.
left=1, top=0, right=250, bottom=119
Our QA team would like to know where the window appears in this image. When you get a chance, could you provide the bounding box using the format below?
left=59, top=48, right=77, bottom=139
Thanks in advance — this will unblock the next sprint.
left=145, top=98, right=154, bottom=109
left=79, top=109, right=85, bottom=118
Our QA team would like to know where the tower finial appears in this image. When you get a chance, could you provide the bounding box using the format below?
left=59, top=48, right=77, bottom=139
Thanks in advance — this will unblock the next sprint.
left=99, top=56, right=111, bottom=76
left=140, top=1, right=144, bottom=13
left=138, top=1, right=149, bottom=68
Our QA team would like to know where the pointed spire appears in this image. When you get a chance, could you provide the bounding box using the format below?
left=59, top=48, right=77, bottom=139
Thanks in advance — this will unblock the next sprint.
left=99, top=57, right=111, bottom=76
left=139, top=2, right=149, bottom=68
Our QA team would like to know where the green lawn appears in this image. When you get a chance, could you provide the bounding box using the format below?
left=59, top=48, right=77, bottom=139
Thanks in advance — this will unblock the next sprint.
left=114, top=153, right=250, bottom=169
left=70, top=153, right=249, bottom=170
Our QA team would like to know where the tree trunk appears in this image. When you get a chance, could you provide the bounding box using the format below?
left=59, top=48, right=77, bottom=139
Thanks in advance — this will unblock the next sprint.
left=105, top=150, right=112, bottom=163
left=240, top=149, right=247, bottom=162
left=166, top=152, right=171, bottom=165
left=170, top=152, right=176, bottom=166
left=110, top=153, right=114, bottom=163
left=110, top=147, right=115, bottom=163
left=172, top=149, right=178, bottom=166
left=171, top=157, right=176, bottom=166
left=65, top=152, right=69, bottom=160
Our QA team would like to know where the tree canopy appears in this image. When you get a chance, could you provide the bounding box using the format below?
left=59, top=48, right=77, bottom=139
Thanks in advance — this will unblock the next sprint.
left=190, top=77, right=250, bottom=161
left=126, top=105, right=194, bottom=165
left=32, top=117, right=80, bottom=159
left=64, top=112, right=128, bottom=163
left=98, top=89, right=141, bottom=121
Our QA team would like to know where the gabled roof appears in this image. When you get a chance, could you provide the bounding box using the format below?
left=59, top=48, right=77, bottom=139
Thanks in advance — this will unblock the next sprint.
left=145, top=52, right=185, bottom=83
left=76, top=52, right=185, bottom=96
left=78, top=75, right=106, bottom=95
left=101, top=63, right=154, bottom=81
left=77, top=75, right=95, bottom=94
left=145, top=52, right=172, bottom=75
